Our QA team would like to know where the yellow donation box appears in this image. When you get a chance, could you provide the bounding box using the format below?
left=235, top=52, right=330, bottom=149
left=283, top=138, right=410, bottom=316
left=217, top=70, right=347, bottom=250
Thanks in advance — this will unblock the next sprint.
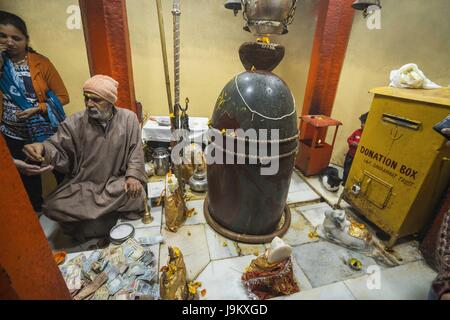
left=342, top=87, right=450, bottom=247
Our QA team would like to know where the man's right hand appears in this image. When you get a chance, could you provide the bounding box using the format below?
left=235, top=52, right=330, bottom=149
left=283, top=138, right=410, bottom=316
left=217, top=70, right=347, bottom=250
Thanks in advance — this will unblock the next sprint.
left=23, top=143, right=45, bottom=163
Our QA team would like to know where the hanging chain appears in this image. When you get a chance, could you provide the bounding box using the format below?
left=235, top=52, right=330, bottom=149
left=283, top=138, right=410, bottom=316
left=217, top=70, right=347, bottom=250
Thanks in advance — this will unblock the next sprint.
left=286, top=0, right=298, bottom=25
left=172, top=0, right=181, bottom=107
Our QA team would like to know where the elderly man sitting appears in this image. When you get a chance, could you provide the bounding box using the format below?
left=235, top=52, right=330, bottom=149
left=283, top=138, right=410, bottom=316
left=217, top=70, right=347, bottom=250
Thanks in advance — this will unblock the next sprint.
left=23, top=75, right=146, bottom=241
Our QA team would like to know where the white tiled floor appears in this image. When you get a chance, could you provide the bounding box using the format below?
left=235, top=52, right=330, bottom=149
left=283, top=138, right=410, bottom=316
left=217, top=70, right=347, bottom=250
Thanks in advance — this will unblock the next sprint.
left=296, top=202, right=332, bottom=227
left=292, top=241, right=381, bottom=288
left=289, top=173, right=309, bottom=193
left=205, top=224, right=240, bottom=261
left=385, top=240, right=424, bottom=265
left=206, top=225, right=245, bottom=261
left=185, top=200, right=207, bottom=225
left=344, top=261, right=436, bottom=300
left=271, top=281, right=355, bottom=300
left=287, top=191, right=321, bottom=205
left=44, top=170, right=436, bottom=300
left=159, top=224, right=210, bottom=281
left=196, top=255, right=254, bottom=300
left=281, top=208, right=318, bottom=246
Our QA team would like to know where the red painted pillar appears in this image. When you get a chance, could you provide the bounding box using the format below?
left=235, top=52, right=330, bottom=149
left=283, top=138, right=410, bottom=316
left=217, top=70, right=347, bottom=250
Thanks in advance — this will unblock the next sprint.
left=0, top=136, right=71, bottom=300
left=301, top=0, right=355, bottom=116
left=79, top=0, right=139, bottom=116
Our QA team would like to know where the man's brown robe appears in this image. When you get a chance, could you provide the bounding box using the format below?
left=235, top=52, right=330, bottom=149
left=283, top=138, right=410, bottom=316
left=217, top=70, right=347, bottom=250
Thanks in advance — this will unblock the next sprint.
left=42, top=107, right=146, bottom=222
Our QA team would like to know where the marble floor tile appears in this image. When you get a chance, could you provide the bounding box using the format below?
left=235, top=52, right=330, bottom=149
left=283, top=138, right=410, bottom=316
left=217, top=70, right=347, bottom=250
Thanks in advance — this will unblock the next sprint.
left=287, top=190, right=321, bottom=205
left=185, top=200, right=206, bottom=225
left=196, top=256, right=254, bottom=300
left=159, top=224, right=210, bottom=281
left=344, top=261, right=436, bottom=300
left=289, top=173, right=308, bottom=193
left=388, top=240, right=423, bottom=265
left=292, top=241, right=380, bottom=288
left=287, top=172, right=320, bottom=205
left=281, top=208, right=318, bottom=246
left=297, top=202, right=332, bottom=227
left=271, top=281, right=355, bottom=300
left=292, top=257, right=313, bottom=291
left=205, top=224, right=240, bottom=260
left=117, top=206, right=163, bottom=229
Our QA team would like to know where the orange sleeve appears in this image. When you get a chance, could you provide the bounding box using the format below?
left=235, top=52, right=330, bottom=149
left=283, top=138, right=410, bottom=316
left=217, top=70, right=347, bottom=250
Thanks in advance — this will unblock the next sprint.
left=43, top=59, right=70, bottom=107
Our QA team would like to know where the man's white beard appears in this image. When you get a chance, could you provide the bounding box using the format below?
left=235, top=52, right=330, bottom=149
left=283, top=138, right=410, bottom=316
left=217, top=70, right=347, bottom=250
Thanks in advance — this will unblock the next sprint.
left=87, top=107, right=113, bottom=122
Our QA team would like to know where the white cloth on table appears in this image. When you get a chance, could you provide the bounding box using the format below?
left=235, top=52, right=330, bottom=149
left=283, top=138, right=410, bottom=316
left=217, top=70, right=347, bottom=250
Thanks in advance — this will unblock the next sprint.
left=142, top=117, right=209, bottom=143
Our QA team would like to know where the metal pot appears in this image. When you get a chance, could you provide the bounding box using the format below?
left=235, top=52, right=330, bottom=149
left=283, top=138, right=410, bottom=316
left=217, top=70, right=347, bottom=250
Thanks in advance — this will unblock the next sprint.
left=242, top=0, right=297, bottom=36
left=153, top=147, right=170, bottom=176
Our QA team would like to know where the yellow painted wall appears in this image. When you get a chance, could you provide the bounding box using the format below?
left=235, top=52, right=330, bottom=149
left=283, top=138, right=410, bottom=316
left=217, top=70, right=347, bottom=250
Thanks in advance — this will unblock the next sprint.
left=0, top=0, right=90, bottom=116
left=126, top=0, right=318, bottom=118
left=330, top=0, right=450, bottom=166
left=1, top=0, right=317, bottom=118
left=2, top=0, right=449, bottom=169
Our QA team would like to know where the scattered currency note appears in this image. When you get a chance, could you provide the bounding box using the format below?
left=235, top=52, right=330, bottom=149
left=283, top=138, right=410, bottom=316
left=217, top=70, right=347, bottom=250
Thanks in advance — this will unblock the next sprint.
left=62, top=264, right=82, bottom=291
left=137, top=269, right=157, bottom=283
left=109, top=247, right=126, bottom=266
left=104, top=264, right=120, bottom=282
left=83, top=250, right=101, bottom=273
left=90, top=285, right=110, bottom=300
left=128, top=263, right=146, bottom=276
left=114, top=289, right=130, bottom=300
left=68, top=253, right=86, bottom=267
left=123, top=238, right=144, bottom=261
left=74, top=272, right=108, bottom=300
left=135, top=281, right=159, bottom=299
left=59, top=231, right=160, bottom=300
left=107, top=275, right=126, bottom=295
left=140, top=250, right=156, bottom=266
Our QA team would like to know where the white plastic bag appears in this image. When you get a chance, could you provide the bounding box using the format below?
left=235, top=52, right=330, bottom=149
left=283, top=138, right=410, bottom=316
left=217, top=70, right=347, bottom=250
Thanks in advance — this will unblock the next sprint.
left=389, top=63, right=441, bottom=89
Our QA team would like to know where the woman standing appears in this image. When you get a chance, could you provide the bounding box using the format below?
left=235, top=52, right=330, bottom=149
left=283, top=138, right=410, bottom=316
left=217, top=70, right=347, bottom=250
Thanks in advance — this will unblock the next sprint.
left=0, top=11, right=69, bottom=213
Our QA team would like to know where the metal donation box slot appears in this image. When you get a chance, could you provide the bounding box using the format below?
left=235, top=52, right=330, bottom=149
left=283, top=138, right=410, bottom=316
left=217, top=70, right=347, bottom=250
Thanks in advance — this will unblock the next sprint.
left=343, top=87, right=450, bottom=247
left=295, top=115, right=342, bottom=176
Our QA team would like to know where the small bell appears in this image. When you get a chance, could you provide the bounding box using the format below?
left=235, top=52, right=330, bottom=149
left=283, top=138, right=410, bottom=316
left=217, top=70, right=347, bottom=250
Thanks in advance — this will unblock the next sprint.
left=189, top=165, right=208, bottom=193
left=142, top=196, right=154, bottom=224
left=224, top=0, right=242, bottom=16
left=352, top=0, right=381, bottom=17
left=351, top=0, right=381, bottom=10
